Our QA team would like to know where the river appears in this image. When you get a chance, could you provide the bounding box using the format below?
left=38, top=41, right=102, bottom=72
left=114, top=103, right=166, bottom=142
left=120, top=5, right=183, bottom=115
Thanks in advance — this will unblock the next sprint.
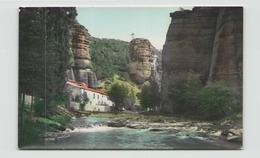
left=23, top=116, right=241, bottom=150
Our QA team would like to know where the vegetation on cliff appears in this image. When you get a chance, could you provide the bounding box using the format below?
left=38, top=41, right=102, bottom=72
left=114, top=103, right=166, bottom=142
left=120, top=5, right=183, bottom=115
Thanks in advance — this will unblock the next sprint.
left=90, top=38, right=130, bottom=80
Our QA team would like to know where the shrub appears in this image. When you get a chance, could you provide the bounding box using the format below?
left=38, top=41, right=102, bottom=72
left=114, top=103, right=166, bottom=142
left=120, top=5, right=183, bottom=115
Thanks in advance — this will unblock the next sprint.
left=169, top=71, right=236, bottom=120
left=168, top=71, right=202, bottom=115
left=197, top=81, right=234, bottom=120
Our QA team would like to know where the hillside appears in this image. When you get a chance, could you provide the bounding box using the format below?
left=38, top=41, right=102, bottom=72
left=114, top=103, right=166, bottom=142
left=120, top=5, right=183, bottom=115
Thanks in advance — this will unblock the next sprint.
left=90, top=38, right=130, bottom=80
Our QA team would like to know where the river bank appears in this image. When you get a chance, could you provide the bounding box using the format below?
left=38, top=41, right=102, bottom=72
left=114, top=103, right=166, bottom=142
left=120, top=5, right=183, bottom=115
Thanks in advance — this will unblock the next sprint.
left=96, top=112, right=242, bottom=146
left=21, top=113, right=241, bottom=150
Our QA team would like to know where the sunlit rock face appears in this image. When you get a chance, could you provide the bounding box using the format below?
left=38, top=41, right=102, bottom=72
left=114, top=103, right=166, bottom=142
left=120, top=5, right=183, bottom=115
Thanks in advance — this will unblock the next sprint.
left=129, top=38, right=153, bottom=85
left=67, top=22, right=97, bottom=88
left=161, top=7, right=243, bottom=112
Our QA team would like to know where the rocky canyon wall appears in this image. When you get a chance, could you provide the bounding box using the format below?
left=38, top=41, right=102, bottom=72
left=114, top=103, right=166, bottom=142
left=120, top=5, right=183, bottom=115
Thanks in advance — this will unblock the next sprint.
left=66, top=22, right=98, bottom=88
left=208, top=8, right=243, bottom=107
left=161, top=7, right=243, bottom=112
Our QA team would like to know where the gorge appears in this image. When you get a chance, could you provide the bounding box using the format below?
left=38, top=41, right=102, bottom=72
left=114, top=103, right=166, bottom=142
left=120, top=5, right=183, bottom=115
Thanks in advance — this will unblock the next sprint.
left=18, top=7, right=243, bottom=149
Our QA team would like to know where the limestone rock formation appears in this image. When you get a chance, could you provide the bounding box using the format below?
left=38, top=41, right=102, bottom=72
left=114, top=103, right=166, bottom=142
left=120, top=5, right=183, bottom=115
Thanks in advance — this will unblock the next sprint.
left=67, top=22, right=97, bottom=88
left=161, top=7, right=243, bottom=112
left=129, top=38, right=153, bottom=85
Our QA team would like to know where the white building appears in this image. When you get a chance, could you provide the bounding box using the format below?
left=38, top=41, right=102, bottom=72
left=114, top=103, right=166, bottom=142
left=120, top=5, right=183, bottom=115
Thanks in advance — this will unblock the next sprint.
left=66, top=80, right=114, bottom=112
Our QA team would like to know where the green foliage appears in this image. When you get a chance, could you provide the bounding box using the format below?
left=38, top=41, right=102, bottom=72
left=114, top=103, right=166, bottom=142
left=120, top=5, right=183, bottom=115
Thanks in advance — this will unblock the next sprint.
left=197, top=81, right=238, bottom=120
left=90, top=38, right=130, bottom=79
left=169, top=71, right=203, bottom=114
left=35, top=117, right=61, bottom=126
left=19, top=7, right=75, bottom=99
left=106, top=75, right=140, bottom=110
left=140, top=81, right=160, bottom=109
left=18, top=8, right=77, bottom=148
left=18, top=120, right=53, bottom=148
left=169, top=71, right=236, bottom=120
left=47, top=115, right=70, bottom=126
left=34, top=91, right=70, bottom=116
left=109, top=82, right=129, bottom=110
left=79, top=93, right=89, bottom=111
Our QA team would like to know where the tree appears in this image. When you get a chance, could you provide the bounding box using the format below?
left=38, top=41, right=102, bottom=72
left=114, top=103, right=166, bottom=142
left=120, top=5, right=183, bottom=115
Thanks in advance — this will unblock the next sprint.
left=19, top=7, right=76, bottom=104
left=140, top=81, right=159, bottom=110
left=108, top=82, right=129, bottom=111
left=80, top=91, right=89, bottom=111
left=131, top=33, right=135, bottom=39
left=19, top=7, right=77, bottom=124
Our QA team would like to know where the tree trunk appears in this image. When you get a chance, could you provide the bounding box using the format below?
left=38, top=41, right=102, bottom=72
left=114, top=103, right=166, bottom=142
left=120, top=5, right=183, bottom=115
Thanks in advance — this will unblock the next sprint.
left=18, top=91, right=22, bottom=126
left=20, top=93, right=25, bottom=128
left=30, top=91, right=34, bottom=121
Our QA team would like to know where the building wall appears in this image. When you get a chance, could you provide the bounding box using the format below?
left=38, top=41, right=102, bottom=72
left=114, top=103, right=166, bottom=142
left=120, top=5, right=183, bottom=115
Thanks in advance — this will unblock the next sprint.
left=84, top=104, right=111, bottom=112
left=66, top=84, right=81, bottom=100
left=66, top=83, right=113, bottom=112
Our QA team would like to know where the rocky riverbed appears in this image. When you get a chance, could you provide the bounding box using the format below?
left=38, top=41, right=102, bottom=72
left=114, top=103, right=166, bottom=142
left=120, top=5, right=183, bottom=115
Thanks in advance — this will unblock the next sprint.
left=105, top=113, right=243, bottom=145
left=42, top=113, right=242, bottom=149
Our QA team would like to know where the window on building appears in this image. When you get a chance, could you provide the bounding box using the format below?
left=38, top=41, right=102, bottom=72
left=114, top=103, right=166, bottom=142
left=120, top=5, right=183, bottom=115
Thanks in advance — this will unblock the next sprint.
left=98, top=95, right=99, bottom=99
left=93, top=93, right=95, bottom=99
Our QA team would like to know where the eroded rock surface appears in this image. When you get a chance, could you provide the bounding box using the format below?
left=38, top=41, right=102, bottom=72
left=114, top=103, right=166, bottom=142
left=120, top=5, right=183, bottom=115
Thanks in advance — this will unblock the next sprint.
left=67, top=22, right=97, bottom=88
left=161, top=7, right=243, bottom=112
left=129, top=38, right=153, bottom=85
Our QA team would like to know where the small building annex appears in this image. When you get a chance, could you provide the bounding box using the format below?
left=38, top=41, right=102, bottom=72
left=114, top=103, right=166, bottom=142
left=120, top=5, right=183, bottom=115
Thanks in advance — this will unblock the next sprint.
left=66, top=80, right=114, bottom=112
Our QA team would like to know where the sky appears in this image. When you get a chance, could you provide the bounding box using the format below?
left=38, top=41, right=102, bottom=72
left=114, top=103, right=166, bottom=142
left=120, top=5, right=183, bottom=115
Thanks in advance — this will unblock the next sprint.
left=76, top=7, right=192, bottom=49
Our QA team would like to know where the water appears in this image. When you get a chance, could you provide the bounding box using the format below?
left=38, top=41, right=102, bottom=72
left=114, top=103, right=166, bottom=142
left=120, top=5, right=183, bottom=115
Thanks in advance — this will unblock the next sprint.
left=24, top=116, right=241, bottom=150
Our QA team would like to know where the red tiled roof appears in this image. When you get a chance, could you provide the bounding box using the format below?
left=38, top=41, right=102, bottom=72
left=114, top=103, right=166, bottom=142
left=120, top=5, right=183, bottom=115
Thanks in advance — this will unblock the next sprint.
left=66, top=80, right=107, bottom=95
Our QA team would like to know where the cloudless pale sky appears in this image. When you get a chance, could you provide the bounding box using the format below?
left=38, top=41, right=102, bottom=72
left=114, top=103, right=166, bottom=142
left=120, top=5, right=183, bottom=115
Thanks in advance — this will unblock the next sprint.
left=76, top=7, right=192, bottom=49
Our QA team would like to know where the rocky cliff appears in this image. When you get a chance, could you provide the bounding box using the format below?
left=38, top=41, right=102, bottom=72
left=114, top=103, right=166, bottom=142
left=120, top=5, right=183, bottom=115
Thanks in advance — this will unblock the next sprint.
left=66, top=22, right=98, bottom=88
left=161, top=7, right=243, bottom=112
left=208, top=8, right=243, bottom=107
left=129, top=38, right=153, bottom=85
left=129, top=38, right=162, bottom=92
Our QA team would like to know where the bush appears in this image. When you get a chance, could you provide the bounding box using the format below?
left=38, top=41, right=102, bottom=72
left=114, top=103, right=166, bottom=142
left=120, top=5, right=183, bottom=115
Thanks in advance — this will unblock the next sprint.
left=197, top=81, right=234, bottom=120
left=169, top=71, right=236, bottom=120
